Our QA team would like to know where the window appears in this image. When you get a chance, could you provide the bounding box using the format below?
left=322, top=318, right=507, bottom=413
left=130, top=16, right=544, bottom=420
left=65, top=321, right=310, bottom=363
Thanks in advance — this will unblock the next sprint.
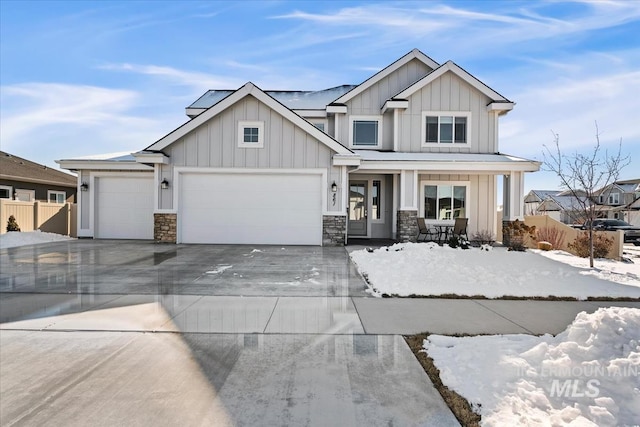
left=372, top=180, right=381, bottom=220
left=608, top=193, right=620, bottom=205
left=48, top=190, right=66, bottom=203
left=349, top=116, right=382, bottom=148
left=313, top=122, right=326, bottom=132
left=423, top=184, right=467, bottom=220
left=238, top=121, right=264, bottom=148
left=0, top=185, right=11, bottom=199
left=422, top=112, right=470, bottom=145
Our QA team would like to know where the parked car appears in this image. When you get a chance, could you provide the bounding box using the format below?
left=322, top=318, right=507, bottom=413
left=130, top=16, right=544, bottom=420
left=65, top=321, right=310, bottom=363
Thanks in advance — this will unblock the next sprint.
left=581, top=219, right=640, bottom=245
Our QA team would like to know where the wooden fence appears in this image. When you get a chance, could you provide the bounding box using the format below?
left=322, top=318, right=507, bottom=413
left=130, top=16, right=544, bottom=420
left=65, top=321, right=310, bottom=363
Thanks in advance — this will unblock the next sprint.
left=0, top=200, right=77, bottom=237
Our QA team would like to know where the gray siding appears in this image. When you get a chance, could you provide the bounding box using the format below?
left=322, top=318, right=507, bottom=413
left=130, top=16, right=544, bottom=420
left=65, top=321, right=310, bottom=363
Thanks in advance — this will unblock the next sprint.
left=418, top=173, right=497, bottom=237
left=159, top=95, right=342, bottom=212
left=399, top=72, right=496, bottom=153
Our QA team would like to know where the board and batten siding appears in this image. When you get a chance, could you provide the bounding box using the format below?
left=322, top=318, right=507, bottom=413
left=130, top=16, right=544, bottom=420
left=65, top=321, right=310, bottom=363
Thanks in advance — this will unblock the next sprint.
left=340, top=59, right=433, bottom=149
left=158, top=95, right=344, bottom=212
left=418, top=173, right=497, bottom=237
left=400, top=72, right=496, bottom=153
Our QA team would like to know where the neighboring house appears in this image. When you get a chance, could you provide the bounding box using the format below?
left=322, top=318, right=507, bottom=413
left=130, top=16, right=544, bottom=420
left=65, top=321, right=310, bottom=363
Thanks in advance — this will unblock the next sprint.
left=537, top=193, right=597, bottom=225
left=594, top=179, right=640, bottom=225
left=524, top=190, right=561, bottom=216
left=0, top=151, right=77, bottom=203
left=57, top=49, right=540, bottom=245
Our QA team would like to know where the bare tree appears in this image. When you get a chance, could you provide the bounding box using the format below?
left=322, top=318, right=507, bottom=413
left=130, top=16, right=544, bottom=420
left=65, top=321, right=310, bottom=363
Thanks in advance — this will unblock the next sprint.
left=543, top=123, right=630, bottom=267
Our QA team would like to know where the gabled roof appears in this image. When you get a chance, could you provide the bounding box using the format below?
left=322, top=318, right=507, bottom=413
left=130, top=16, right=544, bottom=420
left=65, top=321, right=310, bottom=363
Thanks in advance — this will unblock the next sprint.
left=188, top=85, right=357, bottom=111
left=525, top=190, right=561, bottom=202
left=394, top=60, right=511, bottom=104
left=332, top=49, right=440, bottom=104
left=1, top=151, right=76, bottom=187
left=145, top=82, right=353, bottom=155
left=56, top=151, right=152, bottom=171
left=539, top=194, right=593, bottom=211
left=595, top=182, right=640, bottom=195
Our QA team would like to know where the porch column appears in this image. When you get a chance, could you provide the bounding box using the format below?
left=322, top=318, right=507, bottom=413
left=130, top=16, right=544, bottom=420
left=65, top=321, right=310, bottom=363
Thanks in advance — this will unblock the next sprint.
left=397, top=170, right=419, bottom=242
left=502, top=171, right=525, bottom=246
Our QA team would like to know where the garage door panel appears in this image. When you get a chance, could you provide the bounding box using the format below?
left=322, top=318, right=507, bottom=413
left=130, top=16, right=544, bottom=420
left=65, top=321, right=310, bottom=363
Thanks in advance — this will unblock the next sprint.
left=180, top=173, right=323, bottom=245
left=97, top=176, right=153, bottom=240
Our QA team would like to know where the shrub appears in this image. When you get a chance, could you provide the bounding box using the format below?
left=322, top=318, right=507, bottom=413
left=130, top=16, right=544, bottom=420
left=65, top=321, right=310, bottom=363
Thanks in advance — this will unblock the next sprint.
left=567, top=232, right=613, bottom=258
left=503, top=219, right=536, bottom=251
left=6, top=215, right=20, bottom=232
left=470, top=229, right=495, bottom=246
left=537, top=241, right=553, bottom=251
left=536, top=226, right=566, bottom=250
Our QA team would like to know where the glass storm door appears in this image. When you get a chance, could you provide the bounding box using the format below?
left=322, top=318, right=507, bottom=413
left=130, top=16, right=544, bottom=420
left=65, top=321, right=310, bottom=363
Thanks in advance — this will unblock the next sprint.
left=349, top=181, right=367, bottom=236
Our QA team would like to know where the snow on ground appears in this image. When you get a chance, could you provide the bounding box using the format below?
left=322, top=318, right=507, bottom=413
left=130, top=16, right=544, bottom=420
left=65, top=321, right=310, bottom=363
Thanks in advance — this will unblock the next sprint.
left=0, top=231, right=75, bottom=249
left=423, top=307, right=640, bottom=426
left=349, top=243, right=640, bottom=299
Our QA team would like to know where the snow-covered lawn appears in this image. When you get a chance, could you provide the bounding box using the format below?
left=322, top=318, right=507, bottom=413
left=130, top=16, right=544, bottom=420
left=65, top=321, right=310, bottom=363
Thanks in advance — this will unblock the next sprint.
left=423, top=307, right=640, bottom=426
left=349, top=243, right=640, bottom=299
left=0, top=231, right=75, bottom=249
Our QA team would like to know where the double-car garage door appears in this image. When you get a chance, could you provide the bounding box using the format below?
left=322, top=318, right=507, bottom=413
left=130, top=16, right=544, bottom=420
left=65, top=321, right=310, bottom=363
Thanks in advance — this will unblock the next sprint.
left=179, top=173, right=323, bottom=245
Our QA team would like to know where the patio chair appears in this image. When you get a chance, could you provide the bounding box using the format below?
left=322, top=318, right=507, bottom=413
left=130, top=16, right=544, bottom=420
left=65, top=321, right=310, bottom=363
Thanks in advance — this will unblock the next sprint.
left=417, top=218, right=438, bottom=242
left=451, top=217, right=469, bottom=241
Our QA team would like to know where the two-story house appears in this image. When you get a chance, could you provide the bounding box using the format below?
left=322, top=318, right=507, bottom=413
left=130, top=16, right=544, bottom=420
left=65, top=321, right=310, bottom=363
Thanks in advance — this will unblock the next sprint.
left=58, top=49, right=540, bottom=245
left=595, top=179, right=640, bottom=225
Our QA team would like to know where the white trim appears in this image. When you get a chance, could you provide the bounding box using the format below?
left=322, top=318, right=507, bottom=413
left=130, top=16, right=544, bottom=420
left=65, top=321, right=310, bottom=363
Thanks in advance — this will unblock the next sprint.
left=326, top=105, right=347, bottom=114
left=0, top=185, right=12, bottom=199
left=57, top=160, right=152, bottom=171
left=400, top=170, right=406, bottom=209
left=393, top=109, right=399, bottom=152
left=154, top=209, right=177, bottom=214
left=486, top=102, right=514, bottom=112
left=392, top=174, right=398, bottom=238
left=133, top=152, right=170, bottom=165
left=47, top=190, right=66, bottom=204
left=332, top=154, right=361, bottom=166
left=349, top=115, right=383, bottom=149
left=395, top=61, right=508, bottom=102
left=334, top=49, right=439, bottom=104
left=77, top=173, right=85, bottom=234
left=238, top=120, right=265, bottom=148
left=154, top=164, right=159, bottom=212
left=381, top=99, right=408, bottom=113
left=421, top=111, right=471, bottom=146
left=341, top=166, right=348, bottom=217
left=419, top=180, right=471, bottom=221
left=295, top=109, right=328, bottom=118
left=186, top=107, right=206, bottom=118
left=356, top=160, right=540, bottom=173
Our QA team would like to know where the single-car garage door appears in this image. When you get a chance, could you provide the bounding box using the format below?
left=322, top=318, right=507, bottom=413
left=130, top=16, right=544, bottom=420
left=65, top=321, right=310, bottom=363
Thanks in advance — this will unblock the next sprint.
left=180, top=173, right=322, bottom=245
left=96, top=176, right=154, bottom=239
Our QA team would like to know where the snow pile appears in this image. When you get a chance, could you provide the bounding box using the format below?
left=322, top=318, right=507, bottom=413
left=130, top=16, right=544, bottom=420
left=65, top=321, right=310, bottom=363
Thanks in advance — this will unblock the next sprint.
left=0, top=231, right=75, bottom=249
left=423, top=307, right=640, bottom=426
left=349, top=243, right=640, bottom=299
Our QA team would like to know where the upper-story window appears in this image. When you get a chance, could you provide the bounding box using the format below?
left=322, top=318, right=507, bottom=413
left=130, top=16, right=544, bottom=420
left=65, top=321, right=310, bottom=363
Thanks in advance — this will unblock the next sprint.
left=422, top=112, right=470, bottom=146
left=238, top=121, right=264, bottom=148
left=608, top=193, right=620, bottom=205
left=349, top=116, right=382, bottom=148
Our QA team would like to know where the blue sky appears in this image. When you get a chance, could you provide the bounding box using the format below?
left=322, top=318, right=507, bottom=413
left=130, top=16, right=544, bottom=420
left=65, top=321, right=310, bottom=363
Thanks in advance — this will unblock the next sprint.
left=1, top=0, right=638, bottom=192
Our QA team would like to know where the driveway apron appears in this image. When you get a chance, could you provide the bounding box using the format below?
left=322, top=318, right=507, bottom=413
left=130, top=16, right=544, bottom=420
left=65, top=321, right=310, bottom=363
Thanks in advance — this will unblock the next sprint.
left=0, top=241, right=459, bottom=426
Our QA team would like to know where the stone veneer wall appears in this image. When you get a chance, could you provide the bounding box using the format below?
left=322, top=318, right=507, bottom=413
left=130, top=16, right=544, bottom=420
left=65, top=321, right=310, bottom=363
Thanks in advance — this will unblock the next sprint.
left=154, top=213, right=177, bottom=243
left=322, top=215, right=346, bottom=246
left=397, top=210, right=418, bottom=243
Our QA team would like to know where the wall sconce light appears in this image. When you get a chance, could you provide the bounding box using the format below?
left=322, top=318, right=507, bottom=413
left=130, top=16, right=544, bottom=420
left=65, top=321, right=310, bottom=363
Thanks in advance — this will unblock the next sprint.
left=331, top=181, right=338, bottom=206
left=80, top=182, right=88, bottom=192
left=161, top=178, right=169, bottom=189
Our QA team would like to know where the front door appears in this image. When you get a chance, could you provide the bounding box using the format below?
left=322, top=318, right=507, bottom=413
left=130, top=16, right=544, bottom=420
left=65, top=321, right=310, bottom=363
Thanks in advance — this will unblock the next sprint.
left=348, top=181, right=367, bottom=236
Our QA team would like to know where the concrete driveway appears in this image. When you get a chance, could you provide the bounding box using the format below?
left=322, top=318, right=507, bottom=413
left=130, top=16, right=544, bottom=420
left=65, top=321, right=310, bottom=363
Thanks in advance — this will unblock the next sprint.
left=0, top=240, right=458, bottom=426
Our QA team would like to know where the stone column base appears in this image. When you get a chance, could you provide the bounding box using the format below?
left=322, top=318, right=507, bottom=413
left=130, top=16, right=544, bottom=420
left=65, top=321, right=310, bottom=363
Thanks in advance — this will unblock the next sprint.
left=154, top=213, right=177, bottom=243
left=397, top=210, right=418, bottom=243
left=323, top=215, right=346, bottom=246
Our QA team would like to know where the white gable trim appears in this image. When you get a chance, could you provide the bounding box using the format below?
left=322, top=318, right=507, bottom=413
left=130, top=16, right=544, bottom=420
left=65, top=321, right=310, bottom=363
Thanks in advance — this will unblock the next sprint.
left=394, top=61, right=509, bottom=102
left=333, top=49, right=439, bottom=104
left=145, top=82, right=353, bottom=155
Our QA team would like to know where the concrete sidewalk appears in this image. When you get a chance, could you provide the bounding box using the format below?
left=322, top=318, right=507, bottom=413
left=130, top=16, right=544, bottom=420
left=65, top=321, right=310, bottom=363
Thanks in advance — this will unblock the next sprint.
left=2, top=292, right=637, bottom=336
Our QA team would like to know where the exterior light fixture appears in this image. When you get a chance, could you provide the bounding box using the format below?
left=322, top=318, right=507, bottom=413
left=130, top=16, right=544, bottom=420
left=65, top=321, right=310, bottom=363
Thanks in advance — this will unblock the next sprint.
left=331, top=181, right=338, bottom=206
left=80, top=182, right=88, bottom=192
left=161, top=178, right=169, bottom=189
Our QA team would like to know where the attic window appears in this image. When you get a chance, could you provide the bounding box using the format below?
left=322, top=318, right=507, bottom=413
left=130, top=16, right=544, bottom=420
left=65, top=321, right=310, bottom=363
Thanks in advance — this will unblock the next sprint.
left=238, top=121, right=264, bottom=148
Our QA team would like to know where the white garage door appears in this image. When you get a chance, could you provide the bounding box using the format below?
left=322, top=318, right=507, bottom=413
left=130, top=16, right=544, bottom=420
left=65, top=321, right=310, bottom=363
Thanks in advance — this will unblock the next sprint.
left=96, top=176, right=154, bottom=239
left=180, top=173, right=322, bottom=245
